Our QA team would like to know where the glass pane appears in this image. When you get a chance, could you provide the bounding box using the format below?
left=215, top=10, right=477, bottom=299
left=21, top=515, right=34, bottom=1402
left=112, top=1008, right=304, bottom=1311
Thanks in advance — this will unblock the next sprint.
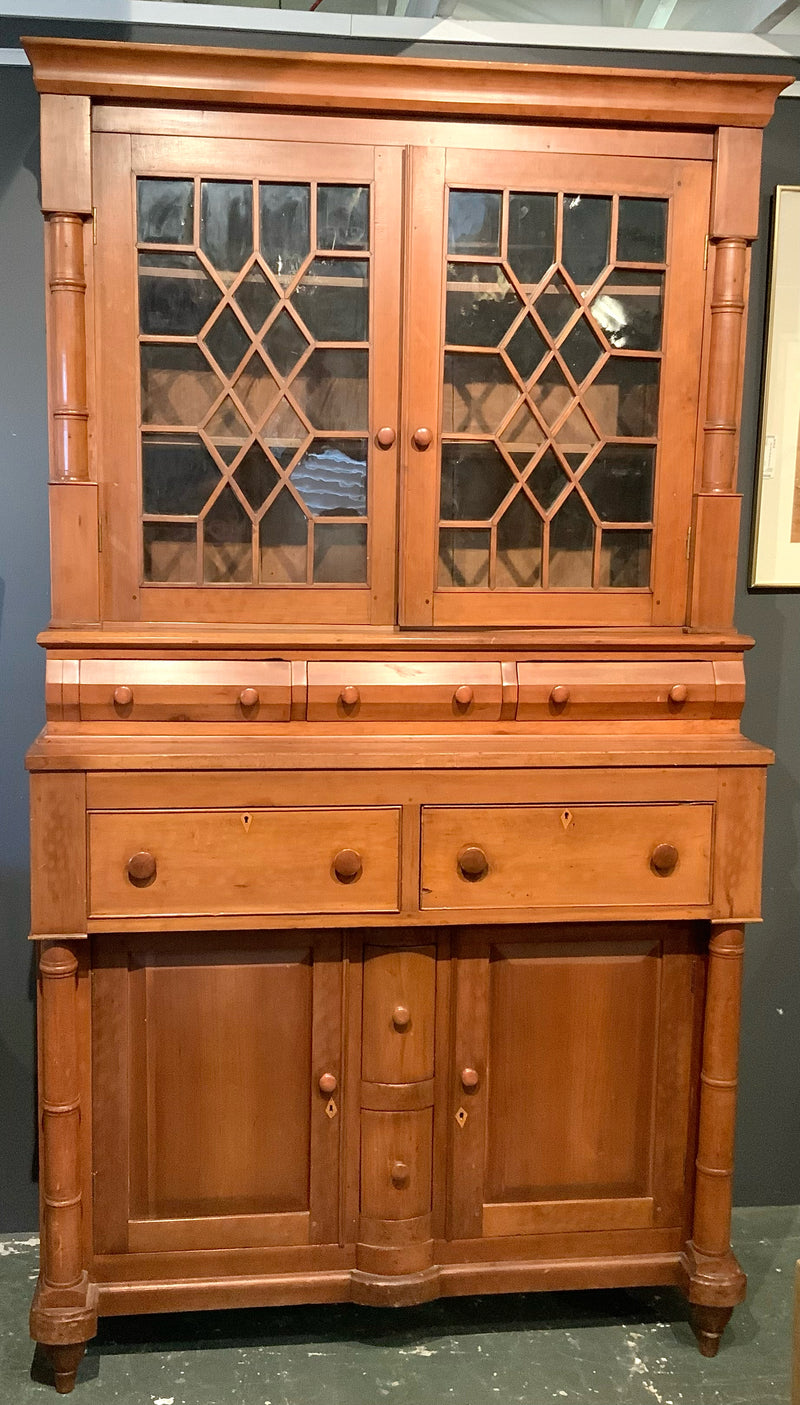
left=553, top=404, right=599, bottom=456
left=560, top=318, right=604, bottom=385
left=534, top=273, right=579, bottom=340
left=313, top=522, right=367, bottom=582
left=233, top=355, right=279, bottom=426
left=562, top=195, right=612, bottom=287
left=139, top=253, right=219, bottom=336
left=500, top=401, right=545, bottom=454
left=496, top=491, right=543, bottom=588
left=233, top=442, right=280, bottom=511
left=442, top=353, right=517, bottom=435
left=263, top=309, right=310, bottom=377
left=528, top=448, right=569, bottom=513
left=235, top=264, right=279, bottom=335
left=137, top=179, right=193, bottom=245
left=260, top=489, right=308, bottom=583
left=200, top=182, right=253, bottom=285
left=260, top=184, right=310, bottom=287
left=581, top=445, right=655, bottom=523
left=143, top=521, right=196, bottom=583
left=529, top=360, right=573, bottom=430
left=599, top=529, right=652, bottom=587
left=203, top=485, right=253, bottom=583
left=317, top=185, right=369, bottom=251
left=508, top=193, right=555, bottom=286
left=204, top=396, right=250, bottom=456
left=506, top=317, right=548, bottom=382
left=582, top=359, right=660, bottom=437
left=617, top=199, right=667, bottom=263
left=590, top=270, right=664, bottom=351
left=445, top=263, right=521, bottom=348
left=202, top=306, right=251, bottom=377
left=261, top=397, right=308, bottom=466
left=142, top=434, right=220, bottom=515
left=440, top=442, right=514, bottom=521
left=448, top=191, right=501, bottom=257
left=291, top=438, right=368, bottom=517
left=438, top=527, right=490, bottom=587
left=548, top=491, right=594, bottom=588
left=293, top=258, right=369, bottom=342
left=293, top=349, right=368, bottom=431
left=140, top=344, right=219, bottom=426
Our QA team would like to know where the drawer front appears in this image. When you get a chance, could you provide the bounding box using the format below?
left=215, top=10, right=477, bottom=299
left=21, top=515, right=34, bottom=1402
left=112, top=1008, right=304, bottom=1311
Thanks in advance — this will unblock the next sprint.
left=362, top=945, right=436, bottom=1084
left=516, top=661, right=717, bottom=720
left=89, top=807, right=400, bottom=916
left=306, top=662, right=503, bottom=721
left=360, top=1109, right=433, bottom=1221
left=79, top=660, right=292, bottom=721
left=420, top=804, right=713, bottom=909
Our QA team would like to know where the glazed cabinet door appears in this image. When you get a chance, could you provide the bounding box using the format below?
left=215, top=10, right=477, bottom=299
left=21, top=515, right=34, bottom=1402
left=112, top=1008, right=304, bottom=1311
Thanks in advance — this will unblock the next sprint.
left=93, top=130, right=401, bottom=624
left=91, top=932, right=343, bottom=1254
left=401, top=147, right=711, bottom=627
left=448, top=926, right=702, bottom=1242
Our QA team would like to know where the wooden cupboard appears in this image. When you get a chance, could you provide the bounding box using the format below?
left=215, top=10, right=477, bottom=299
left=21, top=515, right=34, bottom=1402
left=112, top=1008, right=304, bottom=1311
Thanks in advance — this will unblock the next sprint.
left=22, top=35, right=787, bottom=1393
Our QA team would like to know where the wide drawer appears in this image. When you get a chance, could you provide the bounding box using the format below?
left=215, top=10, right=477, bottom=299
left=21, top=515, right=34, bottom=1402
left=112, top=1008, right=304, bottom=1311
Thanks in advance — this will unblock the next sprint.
left=89, top=807, right=401, bottom=916
left=420, top=803, right=713, bottom=909
left=79, top=660, right=292, bottom=721
left=306, top=662, right=503, bottom=720
left=516, top=661, right=718, bottom=720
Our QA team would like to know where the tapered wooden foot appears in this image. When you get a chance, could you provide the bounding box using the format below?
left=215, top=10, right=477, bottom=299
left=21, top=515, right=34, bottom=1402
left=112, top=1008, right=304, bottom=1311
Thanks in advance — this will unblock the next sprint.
left=690, top=1303, right=733, bottom=1357
left=46, top=1342, right=86, bottom=1394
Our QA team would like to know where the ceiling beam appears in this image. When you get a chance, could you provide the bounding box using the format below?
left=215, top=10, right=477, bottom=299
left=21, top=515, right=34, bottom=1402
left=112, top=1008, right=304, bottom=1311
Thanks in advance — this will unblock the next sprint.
left=683, top=0, right=799, bottom=31
left=632, top=0, right=679, bottom=27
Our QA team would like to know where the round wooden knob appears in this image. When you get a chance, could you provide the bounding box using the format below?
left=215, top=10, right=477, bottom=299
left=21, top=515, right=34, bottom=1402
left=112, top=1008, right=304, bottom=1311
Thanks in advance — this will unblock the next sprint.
left=392, top=1004, right=411, bottom=1031
left=113, top=685, right=133, bottom=707
left=412, top=427, right=432, bottom=450
left=376, top=426, right=396, bottom=449
left=127, top=850, right=156, bottom=885
left=550, top=685, right=570, bottom=706
left=458, top=845, right=489, bottom=881
left=239, top=687, right=259, bottom=709
left=390, top=1161, right=410, bottom=1187
left=461, top=1067, right=479, bottom=1089
left=651, top=842, right=679, bottom=876
left=454, top=684, right=474, bottom=707
left=333, top=848, right=362, bottom=882
left=340, top=685, right=360, bottom=708
left=669, top=683, right=688, bottom=705
left=318, top=1072, right=337, bottom=1095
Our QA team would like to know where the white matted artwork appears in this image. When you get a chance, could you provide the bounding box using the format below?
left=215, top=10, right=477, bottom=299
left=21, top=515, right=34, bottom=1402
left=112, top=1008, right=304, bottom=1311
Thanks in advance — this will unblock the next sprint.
left=751, top=185, right=800, bottom=587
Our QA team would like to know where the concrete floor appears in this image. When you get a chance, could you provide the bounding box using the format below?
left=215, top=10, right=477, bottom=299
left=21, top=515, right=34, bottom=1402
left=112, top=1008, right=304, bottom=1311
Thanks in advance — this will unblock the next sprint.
left=0, top=1206, right=796, bottom=1404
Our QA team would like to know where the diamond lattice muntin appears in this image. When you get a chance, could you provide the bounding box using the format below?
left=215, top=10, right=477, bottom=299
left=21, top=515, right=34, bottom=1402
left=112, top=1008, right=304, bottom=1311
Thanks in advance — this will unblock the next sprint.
left=137, top=177, right=371, bottom=586
left=440, top=189, right=665, bottom=591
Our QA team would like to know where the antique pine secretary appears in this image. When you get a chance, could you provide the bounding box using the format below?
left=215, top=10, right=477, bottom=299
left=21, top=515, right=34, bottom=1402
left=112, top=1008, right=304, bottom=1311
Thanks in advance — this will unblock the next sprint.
left=22, top=35, right=787, bottom=1393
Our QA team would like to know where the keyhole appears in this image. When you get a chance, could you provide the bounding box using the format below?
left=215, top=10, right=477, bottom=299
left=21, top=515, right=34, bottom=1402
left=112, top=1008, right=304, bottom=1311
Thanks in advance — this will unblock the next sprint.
left=241, top=813, right=253, bottom=833
left=560, top=809, right=574, bottom=831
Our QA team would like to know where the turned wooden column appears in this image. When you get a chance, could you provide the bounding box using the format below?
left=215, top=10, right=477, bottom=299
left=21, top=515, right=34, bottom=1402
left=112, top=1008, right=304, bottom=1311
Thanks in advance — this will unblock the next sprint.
left=47, top=215, right=89, bottom=484
left=701, top=238, right=748, bottom=496
left=39, top=943, right=83, bottom=1290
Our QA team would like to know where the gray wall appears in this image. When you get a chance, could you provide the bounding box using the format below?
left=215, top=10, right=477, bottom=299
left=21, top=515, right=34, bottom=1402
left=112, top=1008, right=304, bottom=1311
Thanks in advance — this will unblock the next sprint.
left=1, top=35, right=799, bottom=1231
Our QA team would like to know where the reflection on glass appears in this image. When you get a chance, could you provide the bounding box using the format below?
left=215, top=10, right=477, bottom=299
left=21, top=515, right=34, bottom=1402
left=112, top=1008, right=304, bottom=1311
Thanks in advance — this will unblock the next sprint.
left=500, top=401, right=545, bottom=453
left=262, top=397, right=307, bottom=466
left=438, top=527, right=490, bottom=586
left=260, top=489, right=308, bottom=583
left=448, top=190, right=501, bottom=257
left=530, top=360, right=573, bottom=429
left=293, top=349, right=369, bottom=431
left=599, top=529, right=651, bottom=587
left=617, top=199, right=667, bottom=264
left=235, top=264, right=278, bottom=334
left=562, top=195, right=612, bottom=287
left=137, top=179, right=193, bottom=245
left=440, top=442, right=513, bottom=521
left=590, top=270, right=664, bottom=350
left=233, top=354, right=279, bottom=425
left=445, top=263, right=520, bottom=348
left=140, top=344, right=219, bottom=425
left=553, top=404, right=598, bottom=454
left=203, top=306, right=251, bottom=376
left=313, top=522, right=367, bottom=582
left=560, top=318, right=604, bottom=384
left=581, top=444, right=655, bottom=522
left=442, top=353, right=517, bottom=434
left=139, top=253, right=219, bottom=336
left=291, top=438, right=368, bottom=516
left=142, top=434, right=220, bottom=515
left=508, top=193, right=555, bottom=286
left=205, top=395, right=250, bottom=453
left=260, top=184, right=310, bottom=286
left=506, top=317, right=548, bottom=382
left=528, top=448, right=569, bottom=512
left=317, top=186, right=369, bottom=250
left=496, top=491, right=543, bottom=588
left=203, top=485, right=252, bottom=582
left=233, top=442, right=280, bottom=511
left=293, top=258, right=369, bottom=342
left=263, top=308, right=310, bottom=377
left=143, top=521, right=197, bottom=582
left=535, top=274, right=579, bottom=339
left=548, top=491, right=594, bottom=587
left=200, top=182, right=253, bottom=284
left=582, top=358, right=660, bottom=437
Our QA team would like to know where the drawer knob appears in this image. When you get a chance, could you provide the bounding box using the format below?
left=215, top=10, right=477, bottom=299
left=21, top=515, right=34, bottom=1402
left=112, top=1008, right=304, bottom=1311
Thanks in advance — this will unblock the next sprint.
left=318, top=1072, right=337, bottom=1095
left=340, top=685, right=360, bottom=708
left=390, top=1160, right=410, bottom=1187
left=333, top=848, right=362, bottom=883
left=457, top=845, right=489, bottom=881
left=127, top=850, right=157, bottom=885
left=376, top=426, right=396, bottom=449
left=113, top=685, right=133, bottom=708
left=412, top=427, right=432, bottom=451
left=461, top=1067, right=480, bottom=1090
left=550, top=684, right=570, bottom=706
left=239, top=687, right=259, bottom=709
left=392, top=1004, right=411, bottom=1031
left=651, top=842, right=679, bottom=876
left=669, top=683, right=688, bottom=705
left=454, top=684, right=474, bottom=708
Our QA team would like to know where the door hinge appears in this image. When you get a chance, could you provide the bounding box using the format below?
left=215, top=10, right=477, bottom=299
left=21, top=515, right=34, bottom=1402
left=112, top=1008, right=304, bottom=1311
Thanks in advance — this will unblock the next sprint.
left=703, top=234, right=708, bottom=270
left=686, top=526, right=692, bottom=560
left=92, top=207, right=97, bottom=244
left=98, top=515, right=102, bottom=553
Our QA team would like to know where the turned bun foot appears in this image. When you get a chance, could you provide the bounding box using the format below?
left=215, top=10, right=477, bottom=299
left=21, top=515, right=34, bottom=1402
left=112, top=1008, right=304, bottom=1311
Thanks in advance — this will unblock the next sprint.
left=690, top=1304, right=733, bottom=1357
left=46, top=1342, right=86, bottom=1394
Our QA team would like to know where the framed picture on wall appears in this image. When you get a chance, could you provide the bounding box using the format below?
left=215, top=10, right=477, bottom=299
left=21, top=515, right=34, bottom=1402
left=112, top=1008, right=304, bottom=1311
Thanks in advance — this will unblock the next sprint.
left=751, top=185, right=800, bottom=587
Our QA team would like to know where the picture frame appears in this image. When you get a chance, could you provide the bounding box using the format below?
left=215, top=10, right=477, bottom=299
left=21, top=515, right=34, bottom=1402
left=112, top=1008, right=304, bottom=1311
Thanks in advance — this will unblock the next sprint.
left=750, top=185, right=800, bottom=588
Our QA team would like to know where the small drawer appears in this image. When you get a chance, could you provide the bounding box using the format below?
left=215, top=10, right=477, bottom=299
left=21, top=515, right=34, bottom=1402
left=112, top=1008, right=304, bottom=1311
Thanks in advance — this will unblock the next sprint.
left=79, top=659, right=292, bottom=721
left=516, top=661, right=717, bottom=720
left=306, top=662, right=502, bottom=721
left=420, top=803, right=713, bottom=910
left=88, top=807, right=400, bottom=917
left=360, top=1109, right=433, bottom=1221
left=362, top=945, right=436, bottom=1084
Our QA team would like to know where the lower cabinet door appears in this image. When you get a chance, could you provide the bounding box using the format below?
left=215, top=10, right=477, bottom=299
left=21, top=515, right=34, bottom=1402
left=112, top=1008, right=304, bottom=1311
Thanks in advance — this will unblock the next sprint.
left=448, top=924, right=703, bottom=1242
left=92, top=932, right=343, bottom=1254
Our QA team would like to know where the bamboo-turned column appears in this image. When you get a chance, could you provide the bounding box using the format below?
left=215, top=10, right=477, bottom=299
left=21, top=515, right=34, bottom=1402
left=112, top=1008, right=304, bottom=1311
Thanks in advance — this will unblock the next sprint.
left=48, top=214, right=89, bottom=484
left=701, top=237, right=748, bottom=496
left=39, top=943, right=83, bottom=1291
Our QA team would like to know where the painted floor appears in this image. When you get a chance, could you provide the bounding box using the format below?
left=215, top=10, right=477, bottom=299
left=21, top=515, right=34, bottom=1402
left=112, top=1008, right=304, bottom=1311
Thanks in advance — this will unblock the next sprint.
left=0, top=1206, right=796, bottom=1404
